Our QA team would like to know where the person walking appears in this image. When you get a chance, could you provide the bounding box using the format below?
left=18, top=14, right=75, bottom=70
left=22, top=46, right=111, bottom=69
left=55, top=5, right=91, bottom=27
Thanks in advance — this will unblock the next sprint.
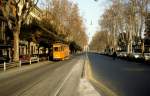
left=113, top=51, right=117, bottom=60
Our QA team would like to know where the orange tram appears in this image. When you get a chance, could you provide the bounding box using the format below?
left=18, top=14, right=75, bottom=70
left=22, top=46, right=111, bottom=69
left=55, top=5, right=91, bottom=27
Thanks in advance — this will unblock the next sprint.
left=52, top=43, right=70, bottom=60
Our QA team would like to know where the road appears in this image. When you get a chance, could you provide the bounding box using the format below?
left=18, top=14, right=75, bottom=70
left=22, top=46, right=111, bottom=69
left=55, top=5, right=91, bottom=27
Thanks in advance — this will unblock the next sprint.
left=0, top=55, right=84, bottom=96
left=88, top=53, right=150, bottom=96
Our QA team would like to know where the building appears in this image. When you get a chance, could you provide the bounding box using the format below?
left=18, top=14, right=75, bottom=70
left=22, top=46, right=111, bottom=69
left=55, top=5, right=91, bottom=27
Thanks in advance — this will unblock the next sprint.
left=0, top=0, right=16, bottom=63
left=19, top=3, right=47, bottom=58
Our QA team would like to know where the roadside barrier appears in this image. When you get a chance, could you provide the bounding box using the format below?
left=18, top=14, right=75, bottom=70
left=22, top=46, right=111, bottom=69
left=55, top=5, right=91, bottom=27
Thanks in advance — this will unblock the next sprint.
left=0, top=62, right=18, bottom=71
left=0, top=57, right=41, bottom=71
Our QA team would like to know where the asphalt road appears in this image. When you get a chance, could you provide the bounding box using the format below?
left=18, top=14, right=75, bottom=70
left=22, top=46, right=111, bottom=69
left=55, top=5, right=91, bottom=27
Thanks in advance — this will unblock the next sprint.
left=0, top=55, right=84, bottom=96
left=88, top=53, right=150, bottom=96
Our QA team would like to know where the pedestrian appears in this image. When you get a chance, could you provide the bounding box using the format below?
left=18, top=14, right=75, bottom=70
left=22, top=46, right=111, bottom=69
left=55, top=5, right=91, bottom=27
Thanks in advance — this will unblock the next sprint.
left=113, top=51, right=117, bottom=60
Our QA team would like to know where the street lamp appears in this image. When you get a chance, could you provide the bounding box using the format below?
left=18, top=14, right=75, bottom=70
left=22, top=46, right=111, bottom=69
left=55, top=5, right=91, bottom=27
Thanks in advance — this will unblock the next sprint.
left=94, top=0, right=98, bottom=2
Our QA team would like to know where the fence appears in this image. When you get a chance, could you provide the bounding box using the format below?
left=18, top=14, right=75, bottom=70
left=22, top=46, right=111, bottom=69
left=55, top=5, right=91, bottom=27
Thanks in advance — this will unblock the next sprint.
left=0, top=57, right=41, bottom=71
left=0, top=62, right=18, bottom=71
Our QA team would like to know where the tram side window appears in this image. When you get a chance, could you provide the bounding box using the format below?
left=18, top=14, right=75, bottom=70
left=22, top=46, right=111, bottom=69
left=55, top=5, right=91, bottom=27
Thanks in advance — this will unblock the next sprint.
left=61, top=46, right=64, bottom=51
left=54, top=47, right=59, bottom=51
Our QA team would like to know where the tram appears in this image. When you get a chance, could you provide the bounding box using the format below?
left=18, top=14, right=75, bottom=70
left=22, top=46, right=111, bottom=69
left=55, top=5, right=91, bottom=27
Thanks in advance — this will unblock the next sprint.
left=52, top=43, right=70, bottom=60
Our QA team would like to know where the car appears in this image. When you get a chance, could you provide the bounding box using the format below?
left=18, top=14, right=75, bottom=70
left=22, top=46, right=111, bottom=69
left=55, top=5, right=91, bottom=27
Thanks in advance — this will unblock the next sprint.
left=144, top=53, right=150, bottom=61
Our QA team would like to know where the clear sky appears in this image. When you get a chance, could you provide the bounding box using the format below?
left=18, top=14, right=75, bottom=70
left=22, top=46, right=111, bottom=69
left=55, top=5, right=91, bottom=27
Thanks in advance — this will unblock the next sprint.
left=74, top=0, right=111, bottom=43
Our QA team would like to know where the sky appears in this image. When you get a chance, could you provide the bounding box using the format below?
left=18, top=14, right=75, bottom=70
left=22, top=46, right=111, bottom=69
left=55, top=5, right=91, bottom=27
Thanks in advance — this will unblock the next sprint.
left=74, top=0, right=111, bottom=43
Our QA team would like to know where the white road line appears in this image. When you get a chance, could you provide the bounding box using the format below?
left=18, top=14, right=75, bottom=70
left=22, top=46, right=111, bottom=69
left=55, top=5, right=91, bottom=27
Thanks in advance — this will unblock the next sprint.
left=54, top=60, right=81, bottom=96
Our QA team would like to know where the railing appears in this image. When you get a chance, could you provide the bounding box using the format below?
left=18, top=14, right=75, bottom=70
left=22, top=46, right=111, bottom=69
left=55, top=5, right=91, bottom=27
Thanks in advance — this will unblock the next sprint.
left=0, top=62, right=18, bottom=71
left=0, top=57, right=42, bottom=71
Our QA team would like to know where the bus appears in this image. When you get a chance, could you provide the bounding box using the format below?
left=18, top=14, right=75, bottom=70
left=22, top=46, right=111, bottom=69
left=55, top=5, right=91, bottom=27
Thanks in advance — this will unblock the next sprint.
left=52, top=43, right=70, bottom=60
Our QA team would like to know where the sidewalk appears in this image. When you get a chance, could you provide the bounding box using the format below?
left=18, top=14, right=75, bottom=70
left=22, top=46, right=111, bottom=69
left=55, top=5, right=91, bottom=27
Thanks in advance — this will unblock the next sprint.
left=0, top=61, right=51, bottom=79
left=78, top=78, right=101, bottom=96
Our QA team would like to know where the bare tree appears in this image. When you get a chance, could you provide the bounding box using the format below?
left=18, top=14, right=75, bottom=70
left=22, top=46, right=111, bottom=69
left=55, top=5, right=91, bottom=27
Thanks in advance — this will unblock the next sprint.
left=93, top=0, right=150, bottom=56
left=89, top=31, right=108, bottom=52
left=44, top=0, right=88, bottom=48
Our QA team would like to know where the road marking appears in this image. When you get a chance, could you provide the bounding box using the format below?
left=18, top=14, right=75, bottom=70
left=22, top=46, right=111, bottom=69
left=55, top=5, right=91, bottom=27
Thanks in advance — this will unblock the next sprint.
left=53, top=59, right=82, bottom=96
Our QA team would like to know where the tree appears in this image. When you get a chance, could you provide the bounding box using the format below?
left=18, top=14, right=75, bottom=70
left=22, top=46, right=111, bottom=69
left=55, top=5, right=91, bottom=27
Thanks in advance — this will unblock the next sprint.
left=89, top=31, right=108, bottom=52
left=43, top=0, right=88, bottom=49
left=1, top=0, right=38, bottom=62
left=145, top=13, right=150, bottom=45
left=98, top=1, right=124, bottom=51
left=69, top=41, right=82, bottom=53
left=68, top=4, right=88, bottom=48
left=95, top=0, right=150, bottom=55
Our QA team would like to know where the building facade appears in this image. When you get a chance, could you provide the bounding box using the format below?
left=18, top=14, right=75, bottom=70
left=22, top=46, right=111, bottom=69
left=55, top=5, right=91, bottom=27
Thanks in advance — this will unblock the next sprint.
left=0, top=0, right=15, bottom=63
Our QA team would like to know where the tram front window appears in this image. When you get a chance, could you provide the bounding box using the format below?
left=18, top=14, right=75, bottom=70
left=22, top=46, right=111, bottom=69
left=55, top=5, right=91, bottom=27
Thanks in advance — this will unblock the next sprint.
left=54, top=47, right=59, bottom=51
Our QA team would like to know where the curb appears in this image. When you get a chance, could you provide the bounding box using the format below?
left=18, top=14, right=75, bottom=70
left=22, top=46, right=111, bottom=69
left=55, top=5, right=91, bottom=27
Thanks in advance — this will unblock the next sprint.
left=78, top=54, right=101, bottom=96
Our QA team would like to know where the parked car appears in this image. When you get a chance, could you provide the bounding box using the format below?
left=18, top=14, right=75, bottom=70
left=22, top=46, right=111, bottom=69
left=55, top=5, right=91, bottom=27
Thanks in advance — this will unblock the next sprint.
left=117, top=52, right=127, bottom=57
left=19, top=55, right=39, bottom=64
left=144, top=53, right=150, bottom=61
left=132, top=53, right=142, bottom=59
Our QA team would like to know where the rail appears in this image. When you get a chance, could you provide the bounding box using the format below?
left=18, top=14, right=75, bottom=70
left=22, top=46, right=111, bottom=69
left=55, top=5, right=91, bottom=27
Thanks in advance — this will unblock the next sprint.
left=0, top=62, right=18, bottom=71
left=0, top=57, right=46, bottom=71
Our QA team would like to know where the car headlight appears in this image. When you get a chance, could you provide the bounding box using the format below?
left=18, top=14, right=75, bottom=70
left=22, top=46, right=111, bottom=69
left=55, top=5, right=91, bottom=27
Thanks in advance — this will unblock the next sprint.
left=134, top=55, right=139, bottom=58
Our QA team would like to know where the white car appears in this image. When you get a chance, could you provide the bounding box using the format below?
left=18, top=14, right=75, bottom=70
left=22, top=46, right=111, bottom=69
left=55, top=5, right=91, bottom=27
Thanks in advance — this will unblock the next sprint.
left=133, top=53, right=140, bottom=58
left=144, top=53, right=150, bottom=60
left=117, top=52, right=127, bottom=57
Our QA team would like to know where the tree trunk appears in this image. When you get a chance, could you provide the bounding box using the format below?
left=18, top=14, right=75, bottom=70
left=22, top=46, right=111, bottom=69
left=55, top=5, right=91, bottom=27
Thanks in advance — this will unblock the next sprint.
left=127, top=41, right=133, bottom=55
left=130, top=40, right=133, bottom=54
left=141, top=39, right=144, bottom=56
left=13, top=21, right=21, bottom=62
left=13, top=31, right=20, bottom=62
